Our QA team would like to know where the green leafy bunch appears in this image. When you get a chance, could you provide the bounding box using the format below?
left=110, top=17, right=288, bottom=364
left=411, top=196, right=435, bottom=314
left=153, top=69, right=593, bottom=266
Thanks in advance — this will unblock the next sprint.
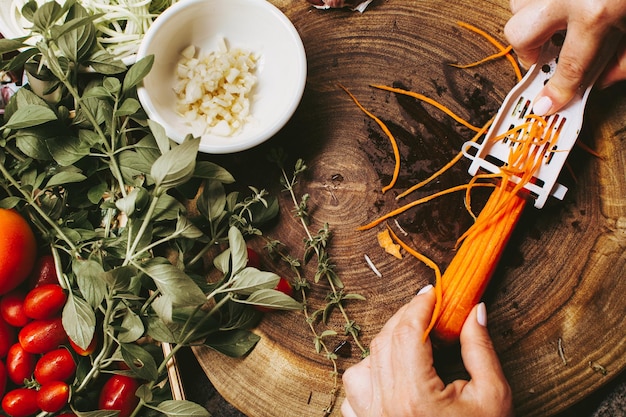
left=0, top=1, right=300, bottom=415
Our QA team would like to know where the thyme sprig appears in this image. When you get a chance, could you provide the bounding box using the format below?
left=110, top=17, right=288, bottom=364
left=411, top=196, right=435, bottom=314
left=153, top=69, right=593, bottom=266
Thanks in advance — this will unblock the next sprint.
left=266, top=149, right=368, bottom=415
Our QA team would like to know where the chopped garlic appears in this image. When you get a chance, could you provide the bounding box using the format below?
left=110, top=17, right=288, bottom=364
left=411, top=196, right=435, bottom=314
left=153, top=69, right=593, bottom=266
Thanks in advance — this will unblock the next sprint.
left=174, top=40, right=258, bottom=137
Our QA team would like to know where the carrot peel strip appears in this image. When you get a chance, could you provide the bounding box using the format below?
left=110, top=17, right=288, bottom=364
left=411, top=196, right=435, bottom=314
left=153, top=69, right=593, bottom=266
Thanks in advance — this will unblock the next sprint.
left=456, top=21, right=523, bottom=81
left=339, top=84, right=400, bottom=193
left=370, top=84, right=482, bottom=133
left=386, top=227, right=442, bottom=342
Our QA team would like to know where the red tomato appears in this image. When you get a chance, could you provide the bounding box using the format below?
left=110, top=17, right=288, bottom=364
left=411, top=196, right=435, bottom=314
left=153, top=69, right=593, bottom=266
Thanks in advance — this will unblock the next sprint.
left=18, top=317, right=68, bottom=354
left=34, top=348, right=76, bottom=384
left=36, top=381, right=70, bottom=413
left=23, top=284, right=67, bottom=320
left=0, top=317, right=16, bottom=358
left=275, top=277, right=294, bottom=297
left=0, top=209, right=38, bottom=296
left=27, top=255, right=59, bottom=289
left=0, top=360, right=7, bottom=397
left=98, top=375, right=140, bottom=417
left=5, top=343, right=36, bottom=385
left=69, top=333, right=97, bottom=356
left=246, top=247, right=262, bottom=269
left=1, top=388, right=40, bottom=417
left=254, top=277, right=294, bottom=312
left=0, top=290, right=30, bottom=327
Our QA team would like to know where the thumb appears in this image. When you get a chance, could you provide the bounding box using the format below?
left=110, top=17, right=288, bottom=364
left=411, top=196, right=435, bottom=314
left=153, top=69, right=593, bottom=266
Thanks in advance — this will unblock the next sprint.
left=459, top=303, right=513, bottom=405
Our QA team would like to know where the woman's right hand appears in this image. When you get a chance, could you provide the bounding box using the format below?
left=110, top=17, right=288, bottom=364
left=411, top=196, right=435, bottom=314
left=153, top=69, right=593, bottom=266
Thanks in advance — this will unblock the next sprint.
left=504, top=0, right=626, bottom=115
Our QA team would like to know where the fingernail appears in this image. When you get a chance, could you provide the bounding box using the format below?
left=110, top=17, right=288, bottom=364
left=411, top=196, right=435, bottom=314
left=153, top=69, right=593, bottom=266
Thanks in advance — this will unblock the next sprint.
left=533, top=96, right=553, bottom=116
left=477, top=302, right=488, bottom=327
left=417, top=284, right=433, bottom=295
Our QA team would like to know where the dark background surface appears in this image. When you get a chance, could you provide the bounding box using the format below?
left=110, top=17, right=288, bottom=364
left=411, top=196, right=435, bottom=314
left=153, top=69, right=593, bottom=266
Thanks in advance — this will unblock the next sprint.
left=177, top=347, right=626, bottom=416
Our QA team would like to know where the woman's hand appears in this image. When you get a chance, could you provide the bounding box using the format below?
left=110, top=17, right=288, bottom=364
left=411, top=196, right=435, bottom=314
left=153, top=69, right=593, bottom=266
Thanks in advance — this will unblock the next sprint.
left=504, top=0, right=626, bottom=115
left=341, top=285, right=514, bottom=417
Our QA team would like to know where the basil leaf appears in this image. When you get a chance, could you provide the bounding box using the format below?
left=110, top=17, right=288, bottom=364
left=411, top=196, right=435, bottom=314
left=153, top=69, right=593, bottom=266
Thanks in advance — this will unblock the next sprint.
left=4, top=104, right=57, bottom=129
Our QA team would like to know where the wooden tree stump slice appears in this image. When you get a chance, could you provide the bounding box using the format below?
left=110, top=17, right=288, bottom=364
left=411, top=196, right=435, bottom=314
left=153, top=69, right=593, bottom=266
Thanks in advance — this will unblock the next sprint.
left=192, top=1, right=626, bottom=416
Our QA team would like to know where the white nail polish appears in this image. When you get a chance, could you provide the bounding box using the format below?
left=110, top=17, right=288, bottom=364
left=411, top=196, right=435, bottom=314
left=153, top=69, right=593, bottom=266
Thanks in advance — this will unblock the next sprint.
left=417, top=284, right=433, bottom=295
left=477, top=302, right=488, bottom=327
left=533, top=96, right=553, bottom=116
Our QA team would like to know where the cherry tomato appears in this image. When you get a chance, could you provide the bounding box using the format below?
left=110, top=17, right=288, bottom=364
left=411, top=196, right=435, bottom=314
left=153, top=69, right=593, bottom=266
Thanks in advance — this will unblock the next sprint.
left=18, top=317, right=68, bottom=354
left=1, top=388, right=40, bottom=417
left=254, top=277, right=294, bottom=312
left=0, top=360, right=7, bottom=397
left=34, top=347, right=76, bottom=384
left=246, top=247, right=261, bottom=269
left=23, top=284, right=67, bottom=320
left=36, top=381, right=70, bottom=413
left=98, top=375, right=140, bottom=417
left=69, top=333, right=97, bottom=356
left=0, top=290, right=30, bottom=327
left=0, top=316, right=16, bottom=358
left=5, top=343, right=36, bottom=385
left=27, top=255, right=59, bottom=289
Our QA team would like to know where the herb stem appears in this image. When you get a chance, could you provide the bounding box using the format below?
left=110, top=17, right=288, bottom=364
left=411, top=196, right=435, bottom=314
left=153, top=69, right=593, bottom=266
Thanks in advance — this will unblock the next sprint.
left=0, top=162, right=80, bottom=255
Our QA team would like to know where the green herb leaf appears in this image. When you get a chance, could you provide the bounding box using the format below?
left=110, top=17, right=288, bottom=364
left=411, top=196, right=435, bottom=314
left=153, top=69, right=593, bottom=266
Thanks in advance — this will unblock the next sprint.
left=151, top=137, right=200, bottom=192
left=155, top=400, right=211, bottom=417
left=62, top=293, right=97, bottom=351
left=123, top=55, right=154, bottom=93
left=229, top=268, right=280, bottom=296
left=240, top=288, right=302, bottom=311
left=72, top=259, right=107, bottom=308
left=4, top=104, right=57, bottom=129
left=205, top=329, right=260, bottom=358
left=120, top=342, right=159, bottom=381
left=144, top=261, right=207, bottom=307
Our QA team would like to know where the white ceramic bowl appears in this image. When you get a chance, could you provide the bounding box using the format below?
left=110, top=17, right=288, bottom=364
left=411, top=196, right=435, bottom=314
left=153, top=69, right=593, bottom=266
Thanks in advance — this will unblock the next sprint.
left=136, top=0, right=307, bottom=154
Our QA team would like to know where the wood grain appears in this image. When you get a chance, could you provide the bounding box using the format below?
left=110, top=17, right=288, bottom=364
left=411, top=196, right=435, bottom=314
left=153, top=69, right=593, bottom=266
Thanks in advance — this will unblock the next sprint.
left=192, top=1, right=626, bottom=416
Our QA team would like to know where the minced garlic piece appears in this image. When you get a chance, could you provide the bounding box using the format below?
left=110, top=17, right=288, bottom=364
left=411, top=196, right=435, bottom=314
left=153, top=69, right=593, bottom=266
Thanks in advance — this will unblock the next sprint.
left=173, top=38, right=257, bottom=137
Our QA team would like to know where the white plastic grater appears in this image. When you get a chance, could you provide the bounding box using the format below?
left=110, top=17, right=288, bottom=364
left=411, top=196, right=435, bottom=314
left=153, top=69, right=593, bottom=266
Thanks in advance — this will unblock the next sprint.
left=461, top=32, right=602, bottom=209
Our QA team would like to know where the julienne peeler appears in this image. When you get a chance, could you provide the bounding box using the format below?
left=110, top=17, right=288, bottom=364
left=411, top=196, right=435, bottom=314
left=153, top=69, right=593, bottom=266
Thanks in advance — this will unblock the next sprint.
left=461, top=32, right=615, bottom=209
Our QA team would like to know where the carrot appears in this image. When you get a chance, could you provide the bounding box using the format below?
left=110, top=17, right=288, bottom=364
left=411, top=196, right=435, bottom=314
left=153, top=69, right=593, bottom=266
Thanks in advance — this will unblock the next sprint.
left=432, top=187, right=527, bottom=343
left=339, top=84, right=400, bottom=193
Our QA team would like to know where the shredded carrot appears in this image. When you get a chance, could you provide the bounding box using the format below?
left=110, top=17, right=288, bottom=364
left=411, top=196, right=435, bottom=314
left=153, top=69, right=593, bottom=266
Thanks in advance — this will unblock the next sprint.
left=370, top=84, right=482, bottom=133
left=396, top=118, right=494, bottom=200
left=386, top=227, right=442, bottom=341
left=356, top=182, right=495, bottom=231
left=450, top=45, right=514, bottom=69
left=456, top=21, right=523, bottom=81
left=575, top=141, right=603, bottom=159
left=377, top=229, right=402, bottom=259
left=339, top=84, right=400, bottom=193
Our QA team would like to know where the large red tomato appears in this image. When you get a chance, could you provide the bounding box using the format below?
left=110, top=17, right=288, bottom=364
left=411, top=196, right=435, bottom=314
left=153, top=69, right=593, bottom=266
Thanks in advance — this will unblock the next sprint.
left=0, top=209, right=38, bottom=296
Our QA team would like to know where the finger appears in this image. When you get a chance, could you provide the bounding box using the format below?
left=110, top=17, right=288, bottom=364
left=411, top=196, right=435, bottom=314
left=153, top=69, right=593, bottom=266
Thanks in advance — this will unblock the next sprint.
left=340, top=398, right=359, bottom=417
left=342, top=357, right=373, bottom=414
left=599, top=37, right=626, bottom=88
left=534, top=21, right=610, bottom=115
left=459, top=303, right=513, bottom=410
left=504, top=1, right=567, bottom=69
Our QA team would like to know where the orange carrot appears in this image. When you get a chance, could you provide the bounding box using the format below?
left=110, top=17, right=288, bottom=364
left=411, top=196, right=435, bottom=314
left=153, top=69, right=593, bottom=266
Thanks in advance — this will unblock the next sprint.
left=339, top=84, right=400, bottom=193
left=432, top=187, right=527, bottom=344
